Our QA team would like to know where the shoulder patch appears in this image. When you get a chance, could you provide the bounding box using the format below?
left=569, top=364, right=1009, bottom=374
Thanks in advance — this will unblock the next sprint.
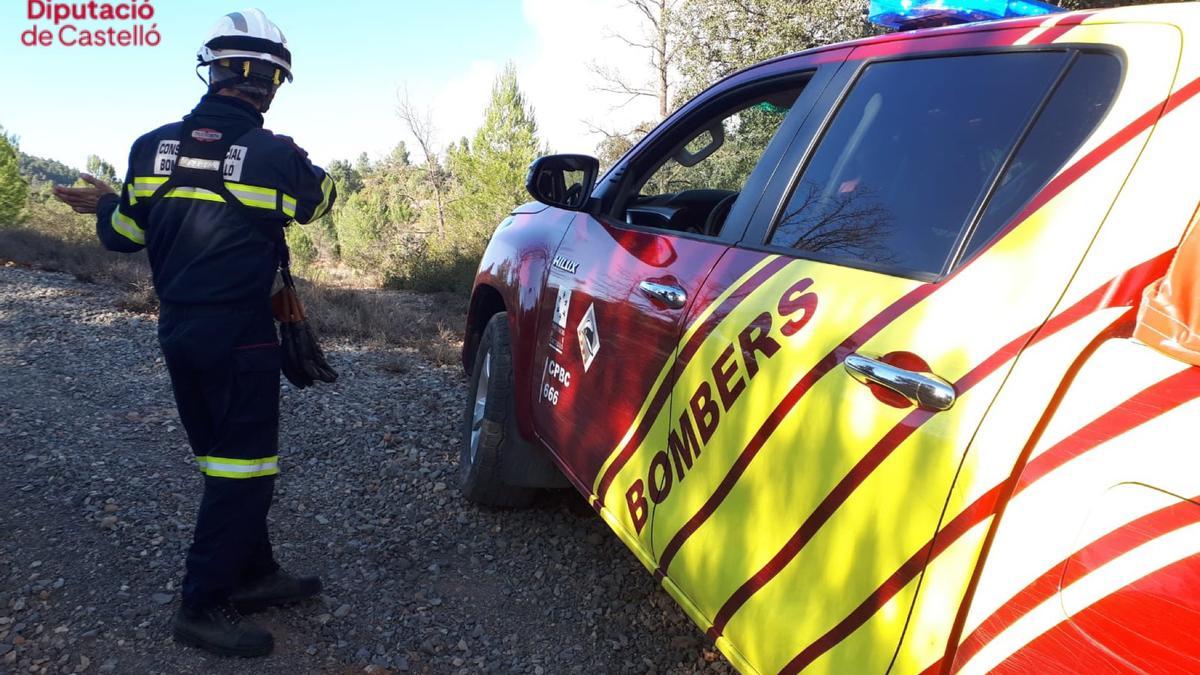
left=191, top=128, right=223, bottom=142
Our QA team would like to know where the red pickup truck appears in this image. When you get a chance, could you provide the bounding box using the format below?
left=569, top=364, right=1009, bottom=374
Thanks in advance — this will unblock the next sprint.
left=457, top=3, right=1200, bottom=672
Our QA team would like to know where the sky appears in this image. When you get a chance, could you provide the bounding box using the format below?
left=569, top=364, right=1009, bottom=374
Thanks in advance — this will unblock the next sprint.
left=0, top=0, right=661, bottom=174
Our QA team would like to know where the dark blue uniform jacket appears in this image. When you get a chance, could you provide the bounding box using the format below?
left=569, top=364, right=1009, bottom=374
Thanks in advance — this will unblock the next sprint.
left=96, top=94, right=335, bottom=305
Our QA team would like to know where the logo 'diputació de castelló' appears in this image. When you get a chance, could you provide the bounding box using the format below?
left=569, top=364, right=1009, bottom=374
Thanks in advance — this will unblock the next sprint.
left=21, top=0, right=160, bottom=47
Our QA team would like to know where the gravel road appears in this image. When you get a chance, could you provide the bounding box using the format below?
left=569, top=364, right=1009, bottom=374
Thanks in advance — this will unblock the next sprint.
left=0, top=265, right=732, bottom=675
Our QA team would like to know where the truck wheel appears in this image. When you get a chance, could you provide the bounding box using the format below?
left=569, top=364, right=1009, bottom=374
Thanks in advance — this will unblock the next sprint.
left=460, top=312, right=538, bottom=507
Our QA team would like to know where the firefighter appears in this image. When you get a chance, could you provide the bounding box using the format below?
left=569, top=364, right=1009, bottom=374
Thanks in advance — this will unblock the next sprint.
left=53, top=9, right=336, bottom=657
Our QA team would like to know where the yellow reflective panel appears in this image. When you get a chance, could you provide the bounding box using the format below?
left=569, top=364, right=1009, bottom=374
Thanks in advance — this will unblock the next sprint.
left=132, top=176, right=167, bottom=197
left=201, top=467, right=280, bottom=479
left=804, top=579, right=922, bottom=674
left=164, top=187, right=224, bottom=203
left=195, top=454, right=280, bottom=479
left=594, top=255, right=784, bottom=545
left=110, top=209, right=144, bottom=245
left=309, top=174, right=335, bottom=221
left=225, top=181, right=275, bottom=197
left=229, top=192, right=276, bottom=209
left=197, top=455, right=279, bottom=466
left=591, top=256, right=779, bottom=495
left=656, top=262, right=915, bottom=613
left=720, top=385, right=997, bottom=673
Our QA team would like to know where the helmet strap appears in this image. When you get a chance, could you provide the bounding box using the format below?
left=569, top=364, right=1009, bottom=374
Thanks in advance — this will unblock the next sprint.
left=198, top=57, right=280, bottom=111
left=196, top=57, right=238, bottom=92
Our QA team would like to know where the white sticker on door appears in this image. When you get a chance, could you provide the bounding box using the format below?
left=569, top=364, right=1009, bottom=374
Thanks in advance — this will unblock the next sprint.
left=549, top=285, right=571, bottom=354
left=577, top=303, right=600, bottom=372
left=539, top=356, right=572, bottom=407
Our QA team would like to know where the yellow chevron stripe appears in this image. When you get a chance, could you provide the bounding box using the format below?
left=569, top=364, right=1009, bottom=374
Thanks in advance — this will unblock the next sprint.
left=590, top=254, right=783, bottom=502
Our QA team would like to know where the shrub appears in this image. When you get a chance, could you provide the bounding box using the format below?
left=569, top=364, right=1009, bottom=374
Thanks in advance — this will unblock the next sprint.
left=285, top=224, right=318, bottom=265
left=0, top=131, right=29, bottom=226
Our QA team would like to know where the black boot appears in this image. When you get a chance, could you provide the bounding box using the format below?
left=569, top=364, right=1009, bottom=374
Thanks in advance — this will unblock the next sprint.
left=172, top=601, right=273, bottom=657
left=230, top=569, right=323, bottom=613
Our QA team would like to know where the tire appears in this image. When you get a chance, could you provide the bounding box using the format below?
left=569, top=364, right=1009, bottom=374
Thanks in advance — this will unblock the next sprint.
left=459, top=312, right=538, bottom=507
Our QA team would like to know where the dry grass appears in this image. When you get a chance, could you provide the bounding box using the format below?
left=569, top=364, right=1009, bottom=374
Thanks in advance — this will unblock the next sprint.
left=0, top=227, right=152, bottom=288
left=0, top=225, right=468, bottom=365
left=297, top=277, right=467, bottom=365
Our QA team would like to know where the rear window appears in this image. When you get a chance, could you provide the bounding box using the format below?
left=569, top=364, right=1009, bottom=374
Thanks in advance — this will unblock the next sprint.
left=768, top=50, right=1119, bottom=279
left=964, top=52, right=1123, bottom=261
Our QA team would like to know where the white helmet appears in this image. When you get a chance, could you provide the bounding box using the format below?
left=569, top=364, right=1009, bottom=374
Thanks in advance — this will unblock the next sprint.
left=197, top=9, right=293, bottom=84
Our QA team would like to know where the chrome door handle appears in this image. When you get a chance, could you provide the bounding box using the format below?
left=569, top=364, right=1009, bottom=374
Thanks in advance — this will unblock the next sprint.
left=639, top=281, right=687, bottom=309
left=844, top=353, right=956, bottom=412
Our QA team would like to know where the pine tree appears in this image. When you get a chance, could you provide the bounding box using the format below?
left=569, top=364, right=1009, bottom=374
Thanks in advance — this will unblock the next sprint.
left=384, top=142, right=411, bottom=169
left=0, top=127, right=29, bottom=226
left=448, top=63, right=543, bottom=230
left=86, top=154, right=119, bottom=188
left=327, top=159, right=364, bottom=197
left=354, top=152, right=372, bottom=176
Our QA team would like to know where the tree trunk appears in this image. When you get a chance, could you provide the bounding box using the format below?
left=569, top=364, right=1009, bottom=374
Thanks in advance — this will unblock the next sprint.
left=431, top=170, right=446, bottom=238
left=657, top=0, right=669, bottom=119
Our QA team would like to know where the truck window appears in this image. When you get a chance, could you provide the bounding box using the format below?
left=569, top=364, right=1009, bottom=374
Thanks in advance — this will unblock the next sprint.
left=962, top=52, right=1122, bottom=263
left=615, top=76, right=811, bottom=239
left=768, top=51, right=1072, bottom=279
left=638, top=96, right=798, bottom=196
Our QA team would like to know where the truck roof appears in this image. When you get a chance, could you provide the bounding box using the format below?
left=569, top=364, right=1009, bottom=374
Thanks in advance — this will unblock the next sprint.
left=780, top=1, right=1200, bottom=62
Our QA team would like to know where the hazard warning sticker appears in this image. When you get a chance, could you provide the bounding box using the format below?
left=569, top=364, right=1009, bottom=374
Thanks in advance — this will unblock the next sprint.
left=577, top=303, right=600, bottom=372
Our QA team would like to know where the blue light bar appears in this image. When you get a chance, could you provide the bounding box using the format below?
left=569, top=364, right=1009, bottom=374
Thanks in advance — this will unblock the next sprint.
left=869, top=0, right=1063, bottom=30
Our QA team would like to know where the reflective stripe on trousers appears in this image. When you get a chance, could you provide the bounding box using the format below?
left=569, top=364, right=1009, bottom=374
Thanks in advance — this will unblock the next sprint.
left=196, top=455, right=279, bottom=479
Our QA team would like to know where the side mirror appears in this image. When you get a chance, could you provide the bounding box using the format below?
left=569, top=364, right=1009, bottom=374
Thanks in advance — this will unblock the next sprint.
left=525, top=154, right=600, bottom=211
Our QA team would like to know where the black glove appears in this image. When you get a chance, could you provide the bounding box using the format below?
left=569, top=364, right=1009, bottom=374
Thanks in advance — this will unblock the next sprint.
left=279, top=318, right=337, bottom=389
left=272, top=285, right=337, bottom=389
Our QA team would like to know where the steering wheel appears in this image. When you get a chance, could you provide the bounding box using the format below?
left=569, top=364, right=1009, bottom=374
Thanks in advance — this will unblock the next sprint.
left=702, top=192, right=739, bottom=237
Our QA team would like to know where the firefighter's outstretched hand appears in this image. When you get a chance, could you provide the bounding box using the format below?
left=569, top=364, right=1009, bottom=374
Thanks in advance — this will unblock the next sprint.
left=53, top=174, right=116, bottom=214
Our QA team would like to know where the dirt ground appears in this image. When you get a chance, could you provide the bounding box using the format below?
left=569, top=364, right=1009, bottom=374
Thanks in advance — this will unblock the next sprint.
left=0, top=265, right=731, bottom=674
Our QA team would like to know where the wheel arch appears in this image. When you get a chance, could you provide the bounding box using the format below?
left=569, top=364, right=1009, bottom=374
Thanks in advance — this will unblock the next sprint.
left=463, top=283, right=507, bottom=374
